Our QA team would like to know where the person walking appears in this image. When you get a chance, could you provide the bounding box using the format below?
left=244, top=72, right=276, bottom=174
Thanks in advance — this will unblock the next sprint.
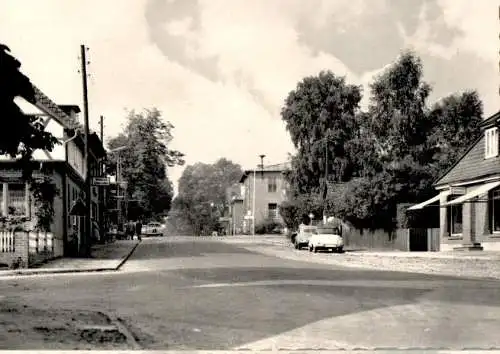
left=135, top=219, right=143, bottom=241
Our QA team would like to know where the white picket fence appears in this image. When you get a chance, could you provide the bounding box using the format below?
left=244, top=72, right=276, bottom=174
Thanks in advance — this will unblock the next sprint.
left=0, top=231, right=15, bottom=253
left=28, top=231, right=54, bottom=254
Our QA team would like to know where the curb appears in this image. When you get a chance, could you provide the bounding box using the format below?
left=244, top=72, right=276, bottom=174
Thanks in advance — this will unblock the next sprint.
left=0, top=241, right=141, bottom=277
left=116, top=240, right=140, bottom=270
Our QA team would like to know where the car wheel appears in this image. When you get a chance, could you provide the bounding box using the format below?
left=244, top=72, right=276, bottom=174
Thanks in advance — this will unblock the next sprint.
left=308, top=244, right=313, bottom=252
left=337, top=246, right=343, bottom=253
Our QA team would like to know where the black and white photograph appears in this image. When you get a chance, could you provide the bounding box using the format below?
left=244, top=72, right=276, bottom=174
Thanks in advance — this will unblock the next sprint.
left=0, top=0, right=500, bottom=351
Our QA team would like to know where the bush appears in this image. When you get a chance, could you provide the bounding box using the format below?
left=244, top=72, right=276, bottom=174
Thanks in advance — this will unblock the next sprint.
left=255, top=218, right=282, bottom=235
left=279, top=193, right=324, bottom=230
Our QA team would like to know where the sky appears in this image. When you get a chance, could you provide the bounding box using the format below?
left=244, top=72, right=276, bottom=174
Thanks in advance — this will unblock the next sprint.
left=1, top=0, right=499, bottom=194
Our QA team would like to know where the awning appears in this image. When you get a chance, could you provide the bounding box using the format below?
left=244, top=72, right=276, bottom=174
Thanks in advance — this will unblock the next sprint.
left=443, top=181, right=500, bottom=206
left=407, top=191, right=450, bottom=211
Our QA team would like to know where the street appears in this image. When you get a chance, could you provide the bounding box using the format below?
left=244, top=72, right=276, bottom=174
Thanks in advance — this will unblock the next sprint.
left=1, top=236, right=500, bottom=350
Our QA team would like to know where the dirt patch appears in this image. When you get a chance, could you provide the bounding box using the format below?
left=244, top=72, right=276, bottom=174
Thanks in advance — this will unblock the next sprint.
left=0, top=302, right=131, bottom=349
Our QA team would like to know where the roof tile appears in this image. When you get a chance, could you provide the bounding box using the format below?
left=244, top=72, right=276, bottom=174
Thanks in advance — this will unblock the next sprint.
left=436, top=135, right=500, bottom=186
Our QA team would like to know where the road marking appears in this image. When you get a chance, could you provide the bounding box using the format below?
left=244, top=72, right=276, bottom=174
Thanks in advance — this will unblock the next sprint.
left=188, top=279, right=496, bottom=290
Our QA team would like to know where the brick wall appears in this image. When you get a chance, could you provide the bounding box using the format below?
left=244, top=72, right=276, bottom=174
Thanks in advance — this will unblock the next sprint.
left=0, top=231, right=29, bottom=268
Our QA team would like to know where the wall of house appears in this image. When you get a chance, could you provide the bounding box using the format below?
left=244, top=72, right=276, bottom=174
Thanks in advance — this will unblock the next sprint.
left=242, top=171, right=288, bottom=229
left=67, top=140, right=85, bottom=179
left=65, top=174, right=84, bottom=256
left=438, top=184, right=500, bottom=251
left=49, top=170, right=64, bottom=258
left=231, top=200, right=244, bottom=234
left=472, top=189, right=500, bottom=250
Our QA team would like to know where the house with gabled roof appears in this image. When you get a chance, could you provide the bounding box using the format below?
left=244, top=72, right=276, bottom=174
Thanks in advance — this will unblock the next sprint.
left=408, top=110, right=500, bottom=251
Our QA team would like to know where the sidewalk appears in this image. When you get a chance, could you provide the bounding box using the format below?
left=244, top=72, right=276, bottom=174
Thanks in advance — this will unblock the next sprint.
left=0, top=240, right=140, bottom=277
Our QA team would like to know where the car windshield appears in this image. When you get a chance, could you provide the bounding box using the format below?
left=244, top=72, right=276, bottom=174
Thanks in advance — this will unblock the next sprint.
left=302, top=227, right=316, bottom=234
left=317, top=228, right=339, bottom=235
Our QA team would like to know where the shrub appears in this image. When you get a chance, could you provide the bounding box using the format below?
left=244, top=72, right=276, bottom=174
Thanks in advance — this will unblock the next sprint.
left=255, top=218, right=282, bottom=235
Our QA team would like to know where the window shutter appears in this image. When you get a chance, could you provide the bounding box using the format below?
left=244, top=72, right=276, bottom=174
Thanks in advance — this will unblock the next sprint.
left=485, top=130, right=489, bottom=157
left=495, top=129, right=499, bottom=156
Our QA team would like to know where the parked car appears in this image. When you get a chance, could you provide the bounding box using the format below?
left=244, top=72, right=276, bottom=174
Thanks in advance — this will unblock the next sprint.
left=308, top=226, right=343, bottom=253
left=294, top=224, right=318, bottom=250
left=143, top=222, right=165, bottom=236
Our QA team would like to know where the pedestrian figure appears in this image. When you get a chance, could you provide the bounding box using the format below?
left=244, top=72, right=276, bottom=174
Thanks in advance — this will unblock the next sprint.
left=135, top=219, right=142, bottom=241
left=127, top=221, right=134, bottom=240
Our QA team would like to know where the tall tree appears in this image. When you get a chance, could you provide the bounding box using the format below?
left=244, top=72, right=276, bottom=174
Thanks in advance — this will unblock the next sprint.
left=281, top=71, right=363, bottom=195
left=107, top=108, right=184, bottom=219
left=427, top=90, right=483, bottom=175
left=170, top=158, right=243, bottom=235
left=328, top=52, right=483, bottom=230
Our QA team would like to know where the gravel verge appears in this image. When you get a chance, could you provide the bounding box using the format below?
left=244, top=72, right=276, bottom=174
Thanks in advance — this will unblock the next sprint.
left=217, top=235, right=500, bottom=280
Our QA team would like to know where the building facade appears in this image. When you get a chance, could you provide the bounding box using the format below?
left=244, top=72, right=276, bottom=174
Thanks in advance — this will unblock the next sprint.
left=409, top=110, right=500, bottom=251
left=238, top=162, right=291, bottom=234
left=0, top=105, right=107, bottom=267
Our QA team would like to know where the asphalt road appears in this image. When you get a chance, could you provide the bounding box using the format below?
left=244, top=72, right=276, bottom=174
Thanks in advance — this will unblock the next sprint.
left=1, top=236, right=500, bottom=350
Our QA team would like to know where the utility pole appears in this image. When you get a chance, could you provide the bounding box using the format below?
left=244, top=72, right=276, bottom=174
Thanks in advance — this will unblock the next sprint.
left=80, top=44, right=91, bottom=257
left=99, top=115, right=104, bottom=143
left=116, top=154, right=121, bottom=229
left=323, top=138, right=328, bottom=224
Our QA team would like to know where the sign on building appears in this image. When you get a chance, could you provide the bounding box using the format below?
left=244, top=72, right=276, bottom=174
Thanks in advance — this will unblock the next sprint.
left=92, top=177, right=110, bottom=186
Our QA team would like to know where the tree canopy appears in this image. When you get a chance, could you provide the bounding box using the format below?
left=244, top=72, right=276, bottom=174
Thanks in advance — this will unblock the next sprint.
left=0, top=44, right=59, bottom=175
left=281, top=71, right=362, bottom=196
left=280, top=50, right=484, bottom=231
left=170, top=158, right=243, bottom=235
left=107, top=108, right=184, bottom=220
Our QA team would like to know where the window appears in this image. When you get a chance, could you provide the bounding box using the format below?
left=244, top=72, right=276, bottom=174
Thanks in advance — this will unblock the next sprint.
left=447, top=195, right=463, bottom=236
left=491, top=190, right=500, bottom=233
left=485, top=127, right=499, bottom=159
left=7, top=184, right=26, bottom=216
left=268, top=203, right=278, bottom=220
left=268, top=177, right=277, bottom=193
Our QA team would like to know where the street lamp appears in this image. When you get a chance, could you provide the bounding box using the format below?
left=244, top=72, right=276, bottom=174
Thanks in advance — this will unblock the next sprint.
left=309, top=213, right=315, bottom=226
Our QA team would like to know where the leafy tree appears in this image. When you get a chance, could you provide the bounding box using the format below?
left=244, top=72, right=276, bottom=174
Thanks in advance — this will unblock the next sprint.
left=170, top=158, right=243, bottom=235
left=281, top=71, right=363, bottom=195
left=0, top=44, right=59, bottom=175
left=282, top=50, right=483, bottom=231
left=427, top=91, right=483, bottom=174
left=328, top=51, right=483, bottom=230
left=279, top=192, right=324, bottom=230
left=107, top=108, right=184, bottom=220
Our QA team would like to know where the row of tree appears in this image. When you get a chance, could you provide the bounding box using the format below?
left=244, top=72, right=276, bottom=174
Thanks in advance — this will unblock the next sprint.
left=279, top=51, right=483, bottom=231
left=169, top=158, right=243, bottom=235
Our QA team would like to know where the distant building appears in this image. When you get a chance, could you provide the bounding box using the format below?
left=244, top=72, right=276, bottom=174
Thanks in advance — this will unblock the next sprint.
left=236, top=162, right=291, bottom=234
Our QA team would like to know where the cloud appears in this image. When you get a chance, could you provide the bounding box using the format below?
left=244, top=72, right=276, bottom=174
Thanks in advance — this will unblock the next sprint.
left=1, top=0, right=499, bottom=195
